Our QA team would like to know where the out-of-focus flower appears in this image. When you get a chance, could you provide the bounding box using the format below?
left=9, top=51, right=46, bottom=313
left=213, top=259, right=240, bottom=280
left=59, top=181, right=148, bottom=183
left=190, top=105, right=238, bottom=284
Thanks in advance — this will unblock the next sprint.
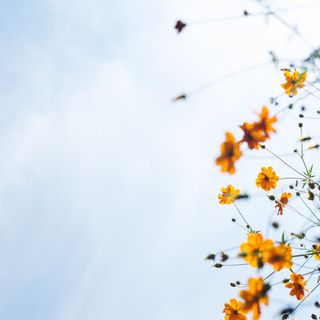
left=256, top=166, right=279, bottom=191
left=218, top=185, right=240, bottom=205
left=216, top=132, right=242, bottom=174
left=312, top=244, right=320, bottom=260
left=223, top=298, right=248, bottom=320
left=239, top=278, right=269, bottom=320
left=239, top=122, right=266, bottom=150
left=240, top=233, right=274, bottom=268
left=275, top=192, right=292, bottom=215
left=285, top=273, right=307, bottom=300
left=281, top=69, right=307, bottom=97
left=255, top=106, right=277, bottom=138
left=264, top=243, right=292, bottom=271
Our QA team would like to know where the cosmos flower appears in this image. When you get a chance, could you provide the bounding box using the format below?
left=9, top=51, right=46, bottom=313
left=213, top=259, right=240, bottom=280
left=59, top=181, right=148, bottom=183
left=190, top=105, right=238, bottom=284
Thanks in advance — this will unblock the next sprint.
left=254, top=106, right=277, bottom=139
left=218, top=185, right=240, bottom=205
left=239, top=277, right=269, bottom=320
left=256, top=166, right=279, bottom=191
left=216, top=132, right=243, bottom=174
left=285, top=273, right=307, bottom=300
left=281, top=69, right=307, bottom=97
left=240, top=233, right=274, bottom=268
left=263, top=243, right=293, bottom=271
left=312, top=244, right=320, bottom=260
left=275, top=192, right=292, bottom=215
left=239, top=122, right=266, bottom=150
left=223, top=298, right=248, bottom=320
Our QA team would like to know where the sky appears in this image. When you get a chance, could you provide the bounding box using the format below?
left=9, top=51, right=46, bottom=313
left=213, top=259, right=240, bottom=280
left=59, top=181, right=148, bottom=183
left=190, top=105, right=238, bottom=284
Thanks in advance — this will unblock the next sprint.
left=1, top=0, right=320, bottom=319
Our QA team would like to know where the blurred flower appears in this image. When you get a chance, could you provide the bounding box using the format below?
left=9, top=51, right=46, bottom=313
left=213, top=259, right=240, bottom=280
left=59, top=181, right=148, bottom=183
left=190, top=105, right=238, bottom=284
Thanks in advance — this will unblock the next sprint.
left=256, top=166, right=279, bottom=191
left=216, top=132, right=242, bottom=174
left=218, top=185, right=240, bottom=205
left=285, top=273, right=307, bottom=300
left=312, top=244, right=320, bottom=260
left=239, top=122, right=266, bottom=150
left=223, top=298, right=248, bottom=320
left=281, top=69, right=307, bottom=97
left=239, top=278, right=269, bottom=320
left=264, top=243, right=292, bottom=271
left=255, top=106, right=277, bottom=138
left=240, top=233, right=274, bottom=268
left=275, top=192, right=292, bottom=215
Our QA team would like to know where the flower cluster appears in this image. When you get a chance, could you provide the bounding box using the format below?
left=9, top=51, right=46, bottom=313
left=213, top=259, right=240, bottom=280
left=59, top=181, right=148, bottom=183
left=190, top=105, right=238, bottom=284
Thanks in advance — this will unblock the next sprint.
left=211, top=68, right=320, bottom=319
left=216, top=68, right=307, bottom=175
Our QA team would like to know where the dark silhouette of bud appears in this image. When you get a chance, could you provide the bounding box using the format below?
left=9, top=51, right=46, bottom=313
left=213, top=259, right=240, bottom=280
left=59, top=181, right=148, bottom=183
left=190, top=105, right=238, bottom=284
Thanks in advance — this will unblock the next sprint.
left=172, top=93, right=187, bottom=101
left=205, top=254, right=216, bottom=261
left=307, top=191, right=315, bottom=201
left=174, top=20, right=187, bottom=33
left=221, top=252, right=229, bottom=262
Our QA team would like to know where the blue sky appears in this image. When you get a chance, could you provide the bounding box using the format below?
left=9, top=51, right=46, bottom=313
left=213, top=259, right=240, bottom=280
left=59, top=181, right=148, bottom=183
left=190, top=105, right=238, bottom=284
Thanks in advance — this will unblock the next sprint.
left=1, top=0, right=320, bottom=319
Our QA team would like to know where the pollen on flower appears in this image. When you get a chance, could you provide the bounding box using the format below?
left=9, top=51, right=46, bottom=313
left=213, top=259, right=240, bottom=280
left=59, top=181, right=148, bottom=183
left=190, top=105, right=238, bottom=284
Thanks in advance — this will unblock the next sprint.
left=256, top=166, right=279, bottom=191
left=281, top=69, right=307, bottom=97
left=218, top=185, right=240, bottom=205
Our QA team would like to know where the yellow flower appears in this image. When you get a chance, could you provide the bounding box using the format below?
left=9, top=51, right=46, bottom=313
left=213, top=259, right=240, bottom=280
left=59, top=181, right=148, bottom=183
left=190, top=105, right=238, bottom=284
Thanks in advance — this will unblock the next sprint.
left=256, top=166, right=279, bottom=191
left=255, top=106, right=277, bottom=139
left=240, top=233, right=274, bottom=268
left=223, top=298, right=248, bottom=320
left=312, top=244, right=320, bottom=260
left=264, top=243, right=293, bottom=271
left=216, top=132, right=243, bottom=174
left=239, top=278, right=269, bottom=320
left=281, top=69, right=307, bottom=97
left=275, top=192, right=292, bottom=215
left=239, top=122, right=266, bottom=150
left=218, top=185, right=240, bottom=205
left=285, top=273, right=307, bottom=300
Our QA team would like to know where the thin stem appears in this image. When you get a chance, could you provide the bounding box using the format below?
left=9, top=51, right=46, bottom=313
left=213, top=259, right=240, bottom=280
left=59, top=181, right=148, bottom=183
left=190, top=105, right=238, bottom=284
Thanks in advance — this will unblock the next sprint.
left=233, top=202, right=252, bottom=231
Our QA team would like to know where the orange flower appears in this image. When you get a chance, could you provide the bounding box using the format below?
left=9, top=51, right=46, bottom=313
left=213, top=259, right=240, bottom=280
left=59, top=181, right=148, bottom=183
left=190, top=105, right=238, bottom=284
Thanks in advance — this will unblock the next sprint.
left=223, top=298, right=248, bottom=320
left=239, top=122, right=266, bottom=150
left=256, top=166, right=279, bottom=191
left=285, top=273, right=307, bottom=300
left=281, top=69, right=307, bottom=97
left=264, top=243, right=293, bottom=271
left=275, top=192, right=292, bottom=215
left=239, top=278, right=269, bottom=320
left=216, top=132, right=242, bottom=174
left=312, top=244, right=320, bottom=260
left=254, top=106, right=277, bottom=139
left=240, top=233, right=274, bottom=268
left=218, top=185, right=240, bottom=205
